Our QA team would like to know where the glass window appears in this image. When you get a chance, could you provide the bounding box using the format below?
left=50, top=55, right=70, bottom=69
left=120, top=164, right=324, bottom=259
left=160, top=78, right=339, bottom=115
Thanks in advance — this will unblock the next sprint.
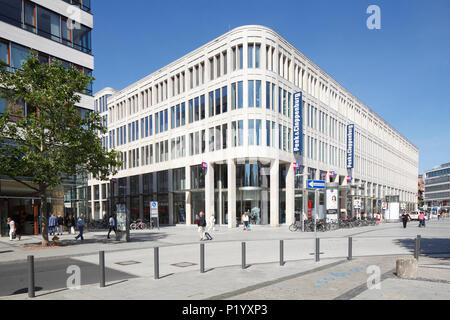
left=209, top=91, right=214, bottom=117
left=149, top=115, right=153, bottom=136
left=215, top=126, right=221, bottom=151
left=222, top=86, right=227, bottom=113
left=248, top=80, right=254, bottom=107
left=231, top=83, right=236, bottom=110
left=256, top=120, right=261, bottom=146
left=37, top=6, right=61, bottom=41
left=255, top=44, right=260, bottom=68
left=0, top=0, right=22, bottom=27
left=238, top=81, right=243, bottom=109
left=248, top=44, right=254, bottom=68
left=256, top=80, right=261, bottom=108
left=61, top=17, right=71, bottom=43
left=0, top=97, right=6, bottom=114
left=209, top=128, right=215, bottom=152
left=189, top=99, right=193, bottom=123
left=181, top=103, right=185, bottom=125
left=176, top=104, right=180, bottom=127
left=155, top=113, right=159, bottom=134
left=238, top=45, right=243, bottom=69
left=145, top=117, right=149, bottom=137
left=164, top=109, right=168, bottom=131
left=248, top=120, right=254, bottom=145
left=73, top=24, right=92, bottom=53
left=194, top=97, right=199, bottom=121
left=200, top=95, right=205, bottom=120
left=238, top=120, right=244, bottom=146
left=266, top=82, right=270, bottom=109
left=232, top=122, right=237, bottom=147
left=171, top=106, right=175, bottom=129
left=215, top=89, right=221, bottom=116
left=10, top=43, right=29, bottom=70
left=24, top=1, right=36, bottom=28
left=266, top=120, right=271, bottom=147
left=222, top=124, right=227, bottom=149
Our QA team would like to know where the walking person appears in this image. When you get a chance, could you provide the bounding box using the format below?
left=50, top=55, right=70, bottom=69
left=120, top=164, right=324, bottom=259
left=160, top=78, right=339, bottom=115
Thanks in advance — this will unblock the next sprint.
left=48, top=214, right=57, bottom=236
left=197, top=212, right=209, bottom=241
left=401, top=212, right=410, bottom=229
left=418, top=212, right=425, bottom=228
left=67, top=214, right=76, bottom=235
left=107, top=214, right=117, bottom=239
left=207, top=213, right=216, bottom=232
left=56, top=214, right=64, bottom=235
left=75, top=215, right=85, bottom=241
left=7, top=217, right=16, bottom=241
left=242, top=212, right=250, bottom=231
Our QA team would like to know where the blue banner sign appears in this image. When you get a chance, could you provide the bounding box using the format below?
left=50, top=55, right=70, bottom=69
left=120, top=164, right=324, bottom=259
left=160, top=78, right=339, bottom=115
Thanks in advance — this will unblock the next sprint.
left=346, top=124, right=355, bottom=169
left=293, top=92, right=303, bottom=154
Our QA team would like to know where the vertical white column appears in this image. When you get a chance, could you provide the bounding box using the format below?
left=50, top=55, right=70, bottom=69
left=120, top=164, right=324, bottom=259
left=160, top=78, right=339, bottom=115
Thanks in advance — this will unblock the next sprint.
left=205, top=162, right=215, bottom=219
left=185, top=165, right=191, bottom=225
left=270, top=159, right=280, bottom=227
left=286, top=162, right=295, bottom=226
left=227, top=159, right=236, bottom=228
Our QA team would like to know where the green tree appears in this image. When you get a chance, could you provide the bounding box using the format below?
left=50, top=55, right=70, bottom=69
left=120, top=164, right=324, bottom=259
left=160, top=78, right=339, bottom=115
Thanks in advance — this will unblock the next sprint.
left=0, top=53, right=120, bottom=246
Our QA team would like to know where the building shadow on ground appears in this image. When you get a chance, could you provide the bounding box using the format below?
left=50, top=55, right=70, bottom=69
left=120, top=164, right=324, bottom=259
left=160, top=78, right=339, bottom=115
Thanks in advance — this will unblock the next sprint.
left=394, top=238, right=450, bottom=260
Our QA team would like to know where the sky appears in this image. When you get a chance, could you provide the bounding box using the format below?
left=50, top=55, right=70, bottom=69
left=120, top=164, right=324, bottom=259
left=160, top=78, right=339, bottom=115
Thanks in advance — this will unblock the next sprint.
left=91, top=0, right=450, bottom=174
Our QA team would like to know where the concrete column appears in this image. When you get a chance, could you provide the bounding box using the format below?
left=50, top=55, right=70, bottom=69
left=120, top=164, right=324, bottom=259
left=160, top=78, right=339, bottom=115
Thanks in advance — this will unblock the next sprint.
left=185, top=165, right=192, bottom=225
left=205, top=162, right=215, bottom=219
left=286, top=162, right=295, bottom=226
left=168, top=169, right=174, bottom=225
left=270, top=159, right=280, bottom=227
left=227, top=159, right=236, bottom=228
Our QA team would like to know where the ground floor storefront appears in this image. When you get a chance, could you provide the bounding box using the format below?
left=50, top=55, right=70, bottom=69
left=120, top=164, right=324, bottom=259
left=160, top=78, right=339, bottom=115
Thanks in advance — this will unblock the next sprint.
left=88, top=159, right=416, bottom=227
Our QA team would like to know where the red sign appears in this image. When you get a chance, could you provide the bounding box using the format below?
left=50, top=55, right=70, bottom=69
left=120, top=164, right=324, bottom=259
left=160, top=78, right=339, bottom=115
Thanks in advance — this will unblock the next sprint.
left=308, top=201, right=312, bottom=218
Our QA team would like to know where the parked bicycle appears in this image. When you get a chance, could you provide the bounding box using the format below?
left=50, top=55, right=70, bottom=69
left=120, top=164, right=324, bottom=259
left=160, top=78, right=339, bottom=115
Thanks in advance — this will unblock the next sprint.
left=130, top=219, right=147, bottom=230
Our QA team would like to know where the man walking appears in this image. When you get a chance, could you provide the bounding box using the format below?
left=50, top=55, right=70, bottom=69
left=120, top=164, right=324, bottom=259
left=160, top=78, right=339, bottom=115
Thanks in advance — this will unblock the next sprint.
left=198, top=212, right=211, bottom=241
left=56, top=214, right=64, bottom=235
left=107, top=214, right=117, bottom=239
left=418, top=212, right=425, bottom=228
left=75, top=215, right=85, bottom=241
left=401, top=212, right=410, bottom=228
left=48, top=214, right=57, bottom=236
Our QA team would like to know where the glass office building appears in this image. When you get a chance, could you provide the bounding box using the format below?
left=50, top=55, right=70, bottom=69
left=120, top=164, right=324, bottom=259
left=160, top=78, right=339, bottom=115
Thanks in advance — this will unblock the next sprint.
left=88, top=25, right=419, bottom=227
left=0, top=0, right=94, bottom=235
left=424, top=163, right=450, bottom=211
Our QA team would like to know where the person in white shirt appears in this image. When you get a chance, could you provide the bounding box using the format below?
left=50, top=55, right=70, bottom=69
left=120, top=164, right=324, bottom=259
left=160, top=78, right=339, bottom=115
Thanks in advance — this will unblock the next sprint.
left=107, top=214, right=117, bottom=239
left=242, top=212, right=250, bottom=231
left=207, top=214, right=216, bottom=232
left=7, top=218, right=15, bottom=241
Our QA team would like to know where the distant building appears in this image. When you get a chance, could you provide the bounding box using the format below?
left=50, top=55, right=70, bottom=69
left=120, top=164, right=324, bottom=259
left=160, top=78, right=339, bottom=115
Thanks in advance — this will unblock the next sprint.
left=424, top=163, right=450, bottom=211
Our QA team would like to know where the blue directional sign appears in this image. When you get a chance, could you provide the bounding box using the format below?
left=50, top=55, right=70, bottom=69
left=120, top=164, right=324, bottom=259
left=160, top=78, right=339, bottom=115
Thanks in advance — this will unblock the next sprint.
left=307, top=180, right=326, bottom=189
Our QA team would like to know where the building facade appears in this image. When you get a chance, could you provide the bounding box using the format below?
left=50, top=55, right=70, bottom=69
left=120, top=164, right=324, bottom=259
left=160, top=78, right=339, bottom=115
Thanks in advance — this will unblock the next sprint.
left=0, top=0, right=94, bottom=235
left=424, top=163, right=450, bottom=211
left=88, top=25, right=419, bottom=227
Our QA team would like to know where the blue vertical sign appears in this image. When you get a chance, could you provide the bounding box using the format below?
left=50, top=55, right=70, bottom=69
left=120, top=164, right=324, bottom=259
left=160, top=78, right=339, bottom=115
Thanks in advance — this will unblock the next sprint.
left=293, top=92, right=303, bottom=154
left=347, top=124, right=355, bottom=169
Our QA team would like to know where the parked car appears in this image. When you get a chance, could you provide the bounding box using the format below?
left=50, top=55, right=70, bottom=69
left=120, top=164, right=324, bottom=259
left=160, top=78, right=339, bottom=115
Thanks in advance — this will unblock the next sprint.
left=409, top=211, right=419, bottom=220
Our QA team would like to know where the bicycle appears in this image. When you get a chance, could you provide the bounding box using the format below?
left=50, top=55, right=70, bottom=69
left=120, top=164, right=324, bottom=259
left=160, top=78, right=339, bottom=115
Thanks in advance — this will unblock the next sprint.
left=289, top=221, right=302, bottom=232
left=130, top=219, right=147, bottom=230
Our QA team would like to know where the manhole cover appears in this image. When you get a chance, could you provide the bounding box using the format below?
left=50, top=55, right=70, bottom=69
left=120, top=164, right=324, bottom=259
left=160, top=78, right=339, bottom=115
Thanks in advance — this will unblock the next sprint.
left=115, top=261, right=141, bottom=266
left=171, top=262, right=197, bottom=268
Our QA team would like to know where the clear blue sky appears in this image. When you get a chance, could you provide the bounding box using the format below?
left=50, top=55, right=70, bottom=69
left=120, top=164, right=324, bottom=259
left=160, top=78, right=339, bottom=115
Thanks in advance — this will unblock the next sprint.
left=91, top=0, right=450, bottom=174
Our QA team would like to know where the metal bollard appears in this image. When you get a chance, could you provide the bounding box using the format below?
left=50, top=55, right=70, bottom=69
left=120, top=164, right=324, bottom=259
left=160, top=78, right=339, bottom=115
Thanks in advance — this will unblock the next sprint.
left=242, top=242, right=246, bottom=269
left=414, top=235, right=421, bottom=260
left=99, top=251, right=105, bottom=288
left=28, top=255, right=35, bottom=298
left=348, top=237, right=353, bottom=261
left=315, top=238, right=320, bottom=262
left=280, top=240, right=284, bottom=266
left=154, top=247, right=159, bottom=280
left=200, top=244, right=205, bottom=273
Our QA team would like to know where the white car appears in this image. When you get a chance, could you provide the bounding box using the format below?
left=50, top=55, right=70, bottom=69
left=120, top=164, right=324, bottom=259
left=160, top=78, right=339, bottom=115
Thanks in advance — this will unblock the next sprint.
left=409, top=211, right=419, bottom=220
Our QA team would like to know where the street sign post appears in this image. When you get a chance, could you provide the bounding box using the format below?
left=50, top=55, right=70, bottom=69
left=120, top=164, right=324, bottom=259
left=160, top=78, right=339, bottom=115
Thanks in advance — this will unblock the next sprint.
left=150, top=201, right=160, bottom=230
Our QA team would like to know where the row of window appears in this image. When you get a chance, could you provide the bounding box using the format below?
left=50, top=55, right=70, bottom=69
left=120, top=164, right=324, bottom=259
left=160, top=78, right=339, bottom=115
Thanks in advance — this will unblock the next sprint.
left=95, top=94, right=110, bottom=113
left=63, top=0, right=91, bottom=13
left=0, top=38, right=93, bottom=94
left=0, top=0, right=92, bottom=54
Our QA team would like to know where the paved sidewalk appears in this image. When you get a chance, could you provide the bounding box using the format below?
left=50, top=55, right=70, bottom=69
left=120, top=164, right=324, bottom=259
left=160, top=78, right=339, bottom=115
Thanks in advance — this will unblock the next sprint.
left=2, top=254, right=449, bottom=300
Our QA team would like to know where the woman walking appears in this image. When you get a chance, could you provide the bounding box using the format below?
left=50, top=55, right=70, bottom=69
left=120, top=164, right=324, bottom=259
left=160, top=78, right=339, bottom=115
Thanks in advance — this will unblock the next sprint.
left=7, top=217, right=16, bottom=241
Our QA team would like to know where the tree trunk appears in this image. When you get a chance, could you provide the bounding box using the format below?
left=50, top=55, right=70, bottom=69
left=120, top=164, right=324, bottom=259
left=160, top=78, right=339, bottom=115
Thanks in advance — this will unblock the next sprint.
left=40, top=187, right=49, bottom=246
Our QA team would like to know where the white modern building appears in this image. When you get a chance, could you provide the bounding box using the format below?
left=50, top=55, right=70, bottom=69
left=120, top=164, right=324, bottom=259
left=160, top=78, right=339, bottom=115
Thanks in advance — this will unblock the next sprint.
left=0, top=0, right=94, bottom=235
left=88, top=25, right=419, bottom=227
